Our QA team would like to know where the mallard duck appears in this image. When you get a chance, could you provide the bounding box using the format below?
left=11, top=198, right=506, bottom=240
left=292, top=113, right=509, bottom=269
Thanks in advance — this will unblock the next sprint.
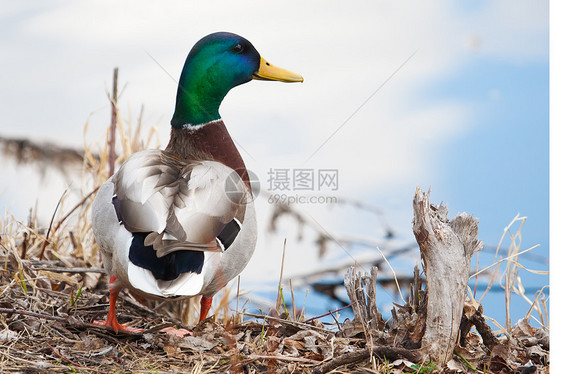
left=91, top=32, right=303, bottom=333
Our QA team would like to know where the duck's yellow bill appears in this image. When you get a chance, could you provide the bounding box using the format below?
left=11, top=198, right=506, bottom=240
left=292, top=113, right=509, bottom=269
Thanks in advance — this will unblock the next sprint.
left=253, top=57, right=303, bottom=83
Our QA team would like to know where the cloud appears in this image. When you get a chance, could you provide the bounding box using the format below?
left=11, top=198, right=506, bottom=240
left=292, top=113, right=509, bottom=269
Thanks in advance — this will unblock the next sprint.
left=460, top=0, right=548, bottom=61
left=0, top=0, right=548, bottom=285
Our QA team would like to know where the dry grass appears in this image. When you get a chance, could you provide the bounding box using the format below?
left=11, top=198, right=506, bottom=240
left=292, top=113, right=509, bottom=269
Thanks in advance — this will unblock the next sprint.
left=471, top=215, right=549, bottom=334
left=0, top=93, right=550, bottom=372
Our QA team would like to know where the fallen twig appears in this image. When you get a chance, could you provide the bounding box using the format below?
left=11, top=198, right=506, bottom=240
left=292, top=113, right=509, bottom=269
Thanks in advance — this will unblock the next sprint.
left=31, top=266, right=105, bottom=274
left=244, top=313, right=333, bottom=333
left=47, top=342, right=83, bottom=368
left=472, top=312, right=500, bottom=351
left=0, top=307, right=68, bottom=323
left=304, top=302, right=355, bottom=323
left=247, top=354, right=321, bottom=364
left=312, top=346, right=422, bottom=374
left=0, top=307, right=149, bottom=336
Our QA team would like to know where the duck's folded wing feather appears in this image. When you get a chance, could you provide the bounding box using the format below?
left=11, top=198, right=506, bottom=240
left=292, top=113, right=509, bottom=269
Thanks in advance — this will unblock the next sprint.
left=113, top=150, right=247, bottom=257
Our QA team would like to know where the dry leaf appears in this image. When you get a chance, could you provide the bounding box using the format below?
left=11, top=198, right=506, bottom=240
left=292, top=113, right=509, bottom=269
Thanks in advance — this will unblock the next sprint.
left=178, top=336, right=219, bottom=351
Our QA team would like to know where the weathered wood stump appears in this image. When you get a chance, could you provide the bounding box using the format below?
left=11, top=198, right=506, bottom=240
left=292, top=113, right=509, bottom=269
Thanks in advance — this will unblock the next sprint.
left=413, top=187, right=483, bottom=364
left=328, top=188, right=547, bottom=372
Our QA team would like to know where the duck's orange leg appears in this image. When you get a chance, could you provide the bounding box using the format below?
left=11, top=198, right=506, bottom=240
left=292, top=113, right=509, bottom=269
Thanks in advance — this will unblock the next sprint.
left=199, top=296, right=213, bottom=322
left=93, top=276, right=143, bottom=333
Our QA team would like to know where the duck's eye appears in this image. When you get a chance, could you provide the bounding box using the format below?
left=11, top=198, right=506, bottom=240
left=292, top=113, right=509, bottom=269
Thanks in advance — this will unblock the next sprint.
left=231, top=43, right=244, bottom=54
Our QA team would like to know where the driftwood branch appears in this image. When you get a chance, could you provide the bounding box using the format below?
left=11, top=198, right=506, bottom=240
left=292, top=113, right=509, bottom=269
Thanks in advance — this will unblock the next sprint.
left=342, top=266, right=385, bottom=339
left=412, top=187, right=483, bottom=364
left=460, top=299, right=500, bottom=351
left=311, top=346, right=420, bottom=374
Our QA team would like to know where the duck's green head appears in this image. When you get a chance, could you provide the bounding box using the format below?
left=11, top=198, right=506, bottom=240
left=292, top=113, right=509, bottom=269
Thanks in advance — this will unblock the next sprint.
left=171, top=32, right=303, bottom=128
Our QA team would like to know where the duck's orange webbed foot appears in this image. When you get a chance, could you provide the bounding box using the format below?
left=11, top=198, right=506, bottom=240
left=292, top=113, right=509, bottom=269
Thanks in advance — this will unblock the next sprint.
left=92, top=317, right=143, bottom=334
left=93, top=275, right=143, bottom=334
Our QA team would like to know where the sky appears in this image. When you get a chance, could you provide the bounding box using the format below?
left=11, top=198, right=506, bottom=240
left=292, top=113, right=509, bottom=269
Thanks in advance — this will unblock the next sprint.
left=0, top=1, right=550, bottom=328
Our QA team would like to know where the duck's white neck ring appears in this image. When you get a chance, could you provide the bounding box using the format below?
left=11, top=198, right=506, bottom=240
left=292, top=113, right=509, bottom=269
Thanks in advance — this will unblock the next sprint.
left=180, top=118, right=222, bottom=131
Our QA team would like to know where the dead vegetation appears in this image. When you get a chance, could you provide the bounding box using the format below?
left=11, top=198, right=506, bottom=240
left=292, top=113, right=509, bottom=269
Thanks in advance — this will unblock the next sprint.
left=0, top=214, right=550, bottom=373
left=0, top=72, right=549, bottom=373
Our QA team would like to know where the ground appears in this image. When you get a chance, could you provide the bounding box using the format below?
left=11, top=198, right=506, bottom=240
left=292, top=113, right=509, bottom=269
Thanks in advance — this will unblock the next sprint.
left=0, top=246, right=549, bottom=373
